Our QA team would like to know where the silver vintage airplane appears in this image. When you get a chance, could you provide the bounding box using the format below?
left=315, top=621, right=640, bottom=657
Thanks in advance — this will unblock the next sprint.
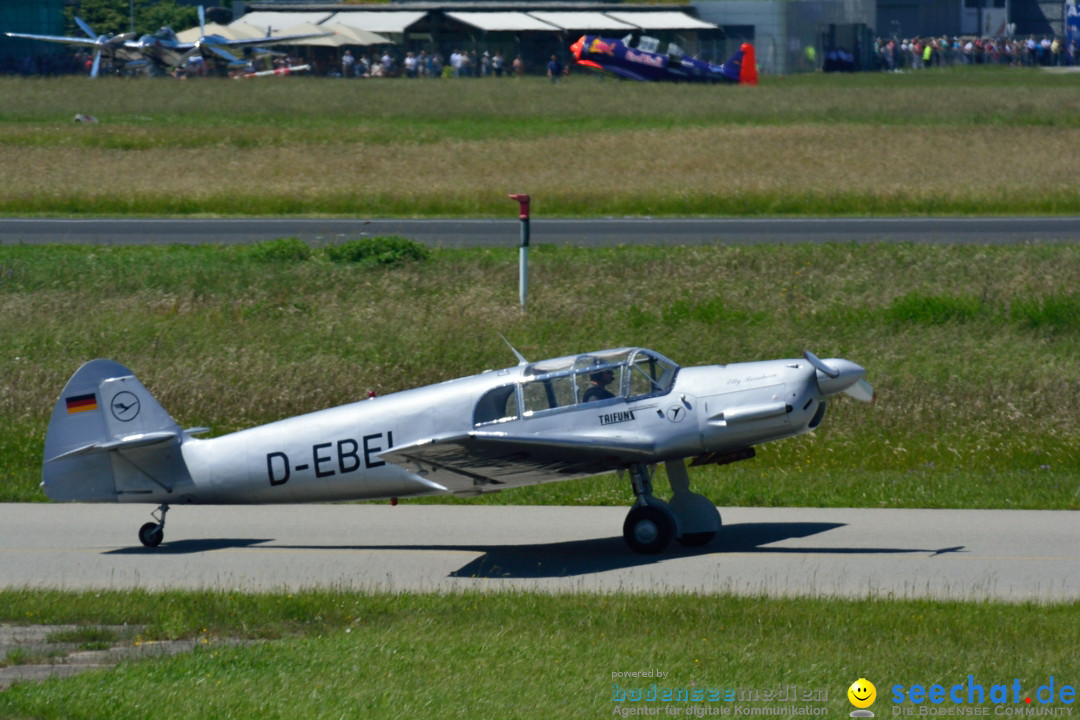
left=5, top=6, right=329, bottom=77
left=4, top=15, right=140, bottom=78
left=43, top=347, right=873, bottom=553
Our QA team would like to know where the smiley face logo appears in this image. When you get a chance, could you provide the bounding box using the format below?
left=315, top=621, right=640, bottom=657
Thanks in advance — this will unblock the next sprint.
left=848, top=678, right=877, bottom=709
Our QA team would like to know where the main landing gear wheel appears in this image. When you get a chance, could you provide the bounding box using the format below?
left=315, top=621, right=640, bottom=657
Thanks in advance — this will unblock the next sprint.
left=621, top=460, right=722, bottom=553
left=138, top=503, right=169, bottom=548
left=138, top=522, right=163, bottom=548
left=623, top=504, right=676, bottom=555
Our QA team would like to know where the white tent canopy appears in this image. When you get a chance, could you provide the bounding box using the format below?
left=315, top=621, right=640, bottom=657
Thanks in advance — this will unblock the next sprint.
left=267, top=22, right=390, bottom=47
left=603, top=11, right=718, bottom=31
left=325, top=11, right=427, bottom=35
left=275, top=22, right=341, bottom=46
left=526, top=12, right=637, bottom=32
left=217, top=22, right=270, bottom=41
left=175, top=22, right=236, bottom=42
left=232, top=12, right=332, bottom=35
left=445, top=11, right=559, bottom=32
left=322, top=24, right=391, bottom=47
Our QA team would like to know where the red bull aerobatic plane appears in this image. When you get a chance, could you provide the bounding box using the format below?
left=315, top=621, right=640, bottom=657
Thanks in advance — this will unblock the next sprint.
left=570, top=34, right=757, bottom=84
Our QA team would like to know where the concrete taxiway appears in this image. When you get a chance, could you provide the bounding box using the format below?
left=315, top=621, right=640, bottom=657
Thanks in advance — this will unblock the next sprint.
left=1, top=504, right=1077, bottom=601
left=2, top=217, right=1079, bottom=247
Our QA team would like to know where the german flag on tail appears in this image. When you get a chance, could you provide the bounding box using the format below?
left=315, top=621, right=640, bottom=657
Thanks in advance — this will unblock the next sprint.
left=65, top=393, right=98, bottom=414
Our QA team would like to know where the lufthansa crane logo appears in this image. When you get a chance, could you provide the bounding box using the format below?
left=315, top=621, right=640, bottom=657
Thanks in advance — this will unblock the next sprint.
left=111, top=391, right=141, bottom=422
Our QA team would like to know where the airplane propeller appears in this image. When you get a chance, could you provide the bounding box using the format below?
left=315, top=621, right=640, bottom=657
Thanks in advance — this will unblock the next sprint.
left=73, top=16, right=135, bottom=78
left=178, top=5, right=244, bottom=70
left=844, top=378, right=876, bottom=403
left=803, top=350, right=875, bottom=403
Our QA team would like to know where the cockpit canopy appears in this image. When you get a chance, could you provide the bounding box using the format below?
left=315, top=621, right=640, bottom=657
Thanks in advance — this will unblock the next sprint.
left=621, top=34, right=685, bottom=58
left=473, top=348, right=679, bottom=426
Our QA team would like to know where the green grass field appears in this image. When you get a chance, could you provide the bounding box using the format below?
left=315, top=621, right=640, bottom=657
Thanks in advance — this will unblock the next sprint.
left=0, top=69, right=1078, bottom=216
left=1, top=589, right=1077, bottom=720
left=1, top=240, right=1077, bottom=507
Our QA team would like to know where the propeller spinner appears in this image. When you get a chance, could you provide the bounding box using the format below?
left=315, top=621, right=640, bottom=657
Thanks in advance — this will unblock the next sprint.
left=803, top=350, right=875, bottom=402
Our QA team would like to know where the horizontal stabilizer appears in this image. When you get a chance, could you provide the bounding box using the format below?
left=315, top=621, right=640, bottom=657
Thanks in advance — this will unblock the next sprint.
left=47, top=430, right=180, bottom=463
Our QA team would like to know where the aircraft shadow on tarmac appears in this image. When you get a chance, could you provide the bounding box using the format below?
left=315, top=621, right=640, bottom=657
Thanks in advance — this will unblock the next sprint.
left=106, top=521, right=965, bottom=579
left=445, top=522, right=965, bottom=579
left=106, top=538, right=274, bottom=555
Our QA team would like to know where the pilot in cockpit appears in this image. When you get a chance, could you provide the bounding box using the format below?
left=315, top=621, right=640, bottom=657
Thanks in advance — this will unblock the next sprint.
left=582, top=369, right=616, bottom=402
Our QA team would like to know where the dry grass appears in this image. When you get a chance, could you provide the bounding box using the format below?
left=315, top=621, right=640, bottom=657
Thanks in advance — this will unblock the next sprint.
left=1, top=72, right=1079, bottom=215
left=3, top=125, right=1078, bottom=214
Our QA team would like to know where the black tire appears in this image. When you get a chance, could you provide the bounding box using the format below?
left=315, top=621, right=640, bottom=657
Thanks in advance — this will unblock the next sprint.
left=138, top=522, right=163, bottom=548
left=676, top=531, right=716, bottom=547
left=623, top=505, right=675, bottom=554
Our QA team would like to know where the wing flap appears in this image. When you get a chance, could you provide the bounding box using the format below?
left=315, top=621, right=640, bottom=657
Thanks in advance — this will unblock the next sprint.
left=382, top=430, right=658, bottom=490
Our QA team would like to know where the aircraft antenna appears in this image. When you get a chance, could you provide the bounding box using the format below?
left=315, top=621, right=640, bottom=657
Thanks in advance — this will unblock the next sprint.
left=498, top=333, right=528, bottom=365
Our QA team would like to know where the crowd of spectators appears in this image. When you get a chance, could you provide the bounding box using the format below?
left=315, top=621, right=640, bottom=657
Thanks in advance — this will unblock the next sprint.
left=329, top=48, right=524, bottom=78
left=873, top=34, right=1079, bottom=70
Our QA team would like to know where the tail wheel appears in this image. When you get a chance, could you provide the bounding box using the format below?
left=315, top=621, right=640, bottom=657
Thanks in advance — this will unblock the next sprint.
left=623, top=504, right=675, bottom=554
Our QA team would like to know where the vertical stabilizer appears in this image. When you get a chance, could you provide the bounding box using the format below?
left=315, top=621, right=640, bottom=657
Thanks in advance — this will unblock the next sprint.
left=719, top=43, right=758, bottom=85
left=43, top=359, right=190, bottom=502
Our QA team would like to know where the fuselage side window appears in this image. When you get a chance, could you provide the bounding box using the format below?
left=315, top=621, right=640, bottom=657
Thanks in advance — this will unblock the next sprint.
left=474, top=384, right=519, bottom=426
left=550, top=375, right=576, bottom=408
left=577, top=366, right=623, bottom=404
left=522, top=375, right=577, bottom=414
left=628, top=352, right=677, bottom=398
left=522, top=379, right=554, bottom=415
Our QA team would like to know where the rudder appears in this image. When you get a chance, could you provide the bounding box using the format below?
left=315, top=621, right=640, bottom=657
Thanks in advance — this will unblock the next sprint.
left=43, top=359, right=190, bottom=502
left=718, top=43, right=758, bottom=85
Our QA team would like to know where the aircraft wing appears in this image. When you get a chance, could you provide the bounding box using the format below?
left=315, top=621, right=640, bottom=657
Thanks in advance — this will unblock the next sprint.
left=3, top=32, right=101, bottom=47
left=381, top=430, right=660, bottom=490
left=575, top=57, right=649, bottom=81
left=603, top=65, right=650, bottom=81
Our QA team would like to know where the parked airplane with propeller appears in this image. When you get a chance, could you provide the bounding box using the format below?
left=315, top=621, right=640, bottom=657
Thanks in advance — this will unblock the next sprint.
left=44, top=346, right=872, bottom=553
left=4, top=16, right=140, bottom=78
left=570, top=34, right=758, bottom=84
left=5, top=6, right=329, bottom=77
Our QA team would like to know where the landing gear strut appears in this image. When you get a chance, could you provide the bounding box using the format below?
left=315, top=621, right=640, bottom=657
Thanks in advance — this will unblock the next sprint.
left=138, top=503, right=169, bottom=548
left=621, top=461, right=721, bottom=554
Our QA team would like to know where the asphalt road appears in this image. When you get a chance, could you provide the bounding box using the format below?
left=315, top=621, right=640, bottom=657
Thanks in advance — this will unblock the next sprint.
left=1, top=217, right=1078, bottom=246
left=2, top=504, right=1076, bottom=601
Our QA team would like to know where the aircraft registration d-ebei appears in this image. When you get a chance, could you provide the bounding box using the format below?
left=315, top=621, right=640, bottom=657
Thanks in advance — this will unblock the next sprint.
left=570, top=35, right=757, bottom=84
left=44, top=347, right=871, bottom=553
